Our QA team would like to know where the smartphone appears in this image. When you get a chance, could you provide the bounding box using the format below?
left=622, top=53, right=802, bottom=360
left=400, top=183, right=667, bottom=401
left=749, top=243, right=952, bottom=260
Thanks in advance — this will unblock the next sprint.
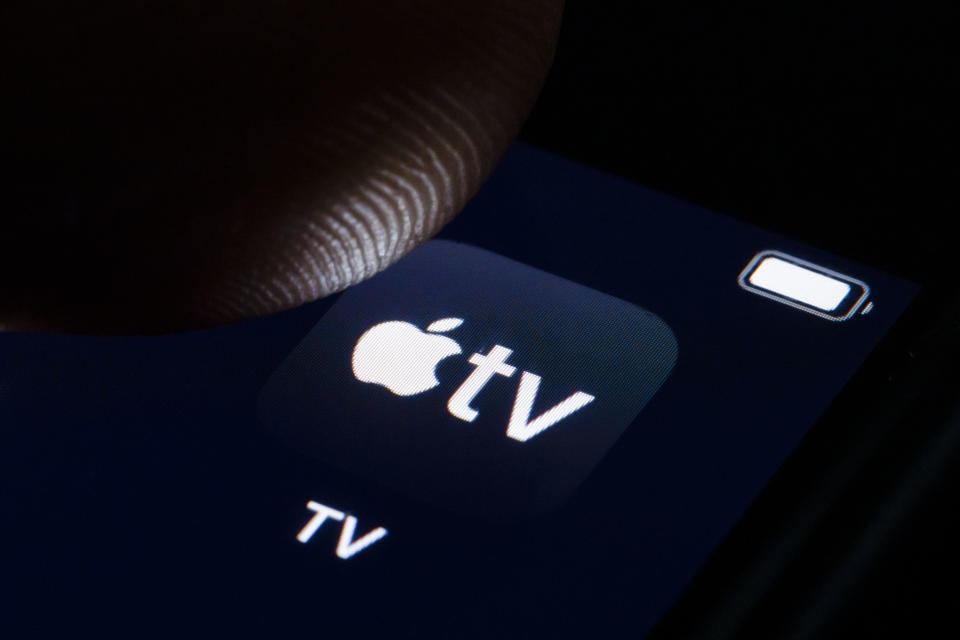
left=1, top=143, right=952, bottom=638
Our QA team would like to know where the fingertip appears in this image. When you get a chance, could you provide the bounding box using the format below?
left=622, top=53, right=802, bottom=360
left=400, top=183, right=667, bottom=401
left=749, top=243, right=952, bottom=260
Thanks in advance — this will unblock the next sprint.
left=1, top=0, right=563, bottom=333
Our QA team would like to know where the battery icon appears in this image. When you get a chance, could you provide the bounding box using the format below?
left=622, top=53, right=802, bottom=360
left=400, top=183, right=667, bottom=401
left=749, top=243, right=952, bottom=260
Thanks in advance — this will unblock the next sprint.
left=738, top=250, right=872, bottom=321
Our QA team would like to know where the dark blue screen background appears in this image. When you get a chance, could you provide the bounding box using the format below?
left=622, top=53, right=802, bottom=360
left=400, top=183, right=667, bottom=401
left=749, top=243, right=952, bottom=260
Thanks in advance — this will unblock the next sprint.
left=0, top=145, right=918, bottom=638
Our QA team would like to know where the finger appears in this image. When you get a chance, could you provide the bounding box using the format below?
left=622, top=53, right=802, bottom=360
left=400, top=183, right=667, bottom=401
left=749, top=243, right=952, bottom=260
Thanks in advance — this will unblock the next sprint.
left=0, top=0, right=562, bottom=332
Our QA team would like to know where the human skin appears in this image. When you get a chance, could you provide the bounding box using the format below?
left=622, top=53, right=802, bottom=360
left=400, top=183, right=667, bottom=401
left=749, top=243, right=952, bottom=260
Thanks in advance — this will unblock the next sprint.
left=1, top=0, right=562, bottom=332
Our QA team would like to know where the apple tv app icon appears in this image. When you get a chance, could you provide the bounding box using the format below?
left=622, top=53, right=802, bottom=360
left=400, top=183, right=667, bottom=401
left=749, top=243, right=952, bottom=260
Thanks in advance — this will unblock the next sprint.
left=259, top=241, right=678, bottom=519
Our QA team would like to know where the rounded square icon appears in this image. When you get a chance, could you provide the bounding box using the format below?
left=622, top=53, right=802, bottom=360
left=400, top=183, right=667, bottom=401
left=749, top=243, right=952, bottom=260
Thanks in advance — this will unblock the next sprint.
left=259, top=241, right=678, bottom=520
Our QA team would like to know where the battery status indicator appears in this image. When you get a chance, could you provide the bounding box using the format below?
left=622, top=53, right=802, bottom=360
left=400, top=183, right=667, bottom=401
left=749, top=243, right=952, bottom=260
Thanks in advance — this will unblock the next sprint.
left=738, top=250, right=872, bottom=321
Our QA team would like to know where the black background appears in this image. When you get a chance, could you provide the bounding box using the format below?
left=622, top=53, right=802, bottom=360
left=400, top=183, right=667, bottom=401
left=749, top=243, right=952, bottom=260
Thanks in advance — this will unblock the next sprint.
left=517, top=2, right=960, bottom=637
left=522, top=1, right=957, bottom=282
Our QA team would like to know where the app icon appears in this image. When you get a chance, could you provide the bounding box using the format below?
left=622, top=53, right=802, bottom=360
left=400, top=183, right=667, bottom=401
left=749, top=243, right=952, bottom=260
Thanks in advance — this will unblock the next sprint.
left=260, top=241, right=678, bottom=519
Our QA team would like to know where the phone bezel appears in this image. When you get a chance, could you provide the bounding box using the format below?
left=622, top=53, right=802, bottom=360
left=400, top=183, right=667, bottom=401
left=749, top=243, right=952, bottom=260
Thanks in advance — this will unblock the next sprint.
left=646, top=253, right=960, bottom=638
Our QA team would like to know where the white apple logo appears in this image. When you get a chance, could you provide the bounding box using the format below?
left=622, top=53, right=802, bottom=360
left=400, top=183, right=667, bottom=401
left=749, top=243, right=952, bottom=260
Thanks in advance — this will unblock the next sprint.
left=352, top=317, right=464, bottom=396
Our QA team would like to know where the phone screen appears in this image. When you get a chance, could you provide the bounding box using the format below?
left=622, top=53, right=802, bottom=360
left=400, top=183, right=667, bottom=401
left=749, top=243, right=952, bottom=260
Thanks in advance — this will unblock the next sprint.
left=1, top=144, right=919, bottom=637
